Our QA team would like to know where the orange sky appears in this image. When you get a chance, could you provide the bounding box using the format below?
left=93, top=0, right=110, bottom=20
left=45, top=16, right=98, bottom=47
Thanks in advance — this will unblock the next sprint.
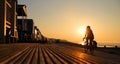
left=19, top=0, right=120, bottom=45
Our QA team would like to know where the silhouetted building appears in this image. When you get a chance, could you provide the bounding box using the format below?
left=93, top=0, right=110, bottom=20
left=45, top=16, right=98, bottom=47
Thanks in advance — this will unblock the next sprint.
left=17, top=5, right=27, bottom=16
left=17, top=19, right=34, bottom=42
left=0, top=1, right=44, bottom=43
left=0, top=0, right=18, bottom=43
left=34, top=26, right=45, bottom=42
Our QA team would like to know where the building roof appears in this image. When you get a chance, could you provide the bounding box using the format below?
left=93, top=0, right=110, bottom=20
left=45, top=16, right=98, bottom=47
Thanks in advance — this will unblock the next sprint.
left=17, top=5, right=27, bottom=16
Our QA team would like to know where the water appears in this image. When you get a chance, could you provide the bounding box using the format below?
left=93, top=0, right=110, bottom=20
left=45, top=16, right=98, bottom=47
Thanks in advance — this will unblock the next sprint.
left=98, top=43, right=120, bottom=47
left=76, top=42, right=120, bottom=47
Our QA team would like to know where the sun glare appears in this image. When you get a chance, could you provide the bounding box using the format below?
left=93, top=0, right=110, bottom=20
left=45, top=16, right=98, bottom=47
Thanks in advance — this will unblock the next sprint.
left=81, top=41, right=85, bottom=45
left=79, top=28, right=86, bottom=36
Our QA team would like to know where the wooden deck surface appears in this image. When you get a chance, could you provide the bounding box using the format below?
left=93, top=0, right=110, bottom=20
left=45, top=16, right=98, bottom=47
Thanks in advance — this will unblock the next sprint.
left=0, top=43, right=120, bottom=64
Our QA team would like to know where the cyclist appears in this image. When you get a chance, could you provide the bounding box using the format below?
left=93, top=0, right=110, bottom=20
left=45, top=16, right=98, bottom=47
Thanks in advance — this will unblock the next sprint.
left=83, top=26, right=94, bottom=54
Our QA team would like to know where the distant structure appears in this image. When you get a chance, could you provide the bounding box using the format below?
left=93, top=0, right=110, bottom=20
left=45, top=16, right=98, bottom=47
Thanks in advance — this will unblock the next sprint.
left=0, top=0, right=19, bottom=43
left=0, top=0, right=48, bottom=43
left=17, top=19, right=45, bottom=42
left=17, top=5, right=27, bottom=17
left=34, top=26, right=43, bottom=41
left=17, top=19, right=34, bottom=42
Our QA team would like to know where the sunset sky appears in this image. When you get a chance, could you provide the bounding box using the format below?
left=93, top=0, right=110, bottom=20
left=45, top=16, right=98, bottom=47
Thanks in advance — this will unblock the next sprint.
left=18, top=0, right=120, bottom=45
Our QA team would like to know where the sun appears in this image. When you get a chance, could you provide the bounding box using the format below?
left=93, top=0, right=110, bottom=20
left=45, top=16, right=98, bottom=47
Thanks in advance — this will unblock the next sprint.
left=79, top=27, right=86, bottom=36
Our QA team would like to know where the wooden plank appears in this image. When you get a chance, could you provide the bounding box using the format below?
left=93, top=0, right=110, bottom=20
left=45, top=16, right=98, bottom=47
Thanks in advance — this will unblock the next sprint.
left=18, top=47, right=34, bottom=64
left=46, top=48, right=68, bottom=64
left=39, top=47, right=45, bottom=64
left=0, top=47, right=29, bottom=64
left=45, top=47, right=62, bottom=64
left=42, top=47, right=53, bottom=64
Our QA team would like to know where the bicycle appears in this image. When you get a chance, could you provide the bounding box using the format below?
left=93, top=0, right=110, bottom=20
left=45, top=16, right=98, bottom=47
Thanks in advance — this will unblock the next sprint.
left=83, top=39, right=94, bottom=54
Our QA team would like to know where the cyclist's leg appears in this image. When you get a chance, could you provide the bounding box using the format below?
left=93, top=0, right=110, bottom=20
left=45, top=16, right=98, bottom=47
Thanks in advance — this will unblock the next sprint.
left=90, top=39, right=94, bottom=53
left=84, top=41, right=86, bottom=50
left=86, top=39, right=89, bottom=52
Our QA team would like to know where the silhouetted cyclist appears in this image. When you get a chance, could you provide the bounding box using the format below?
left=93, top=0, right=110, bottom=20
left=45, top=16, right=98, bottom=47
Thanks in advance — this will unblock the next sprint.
left=83, top=26, right=94, bottom=54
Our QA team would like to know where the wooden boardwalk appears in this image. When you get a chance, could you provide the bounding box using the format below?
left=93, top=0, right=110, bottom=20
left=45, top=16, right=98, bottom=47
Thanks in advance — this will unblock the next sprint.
left=0, top=43, right=120, bottom=64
